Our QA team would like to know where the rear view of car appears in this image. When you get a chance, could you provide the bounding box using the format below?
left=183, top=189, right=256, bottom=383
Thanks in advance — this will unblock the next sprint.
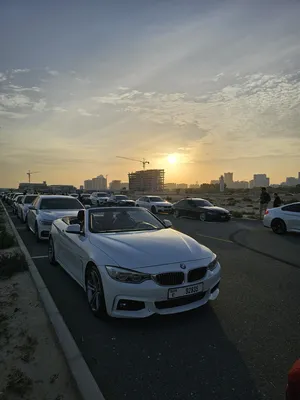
left=263, top=202, right=300, bottom=234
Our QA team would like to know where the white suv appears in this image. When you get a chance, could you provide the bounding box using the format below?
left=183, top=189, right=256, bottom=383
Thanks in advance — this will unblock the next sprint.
left=135, top=196, right=173, bottom=214
left=90, top=192, right=111, bottom=206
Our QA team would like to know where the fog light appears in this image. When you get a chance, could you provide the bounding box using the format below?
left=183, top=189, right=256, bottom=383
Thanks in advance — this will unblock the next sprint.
left=117, top=300, right=145, bottom=311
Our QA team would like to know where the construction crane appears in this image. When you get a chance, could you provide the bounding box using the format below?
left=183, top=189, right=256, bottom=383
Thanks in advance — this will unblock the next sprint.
left=27, top=170, right=40, bottom=183
left=116, top=156, right=150, bottom=170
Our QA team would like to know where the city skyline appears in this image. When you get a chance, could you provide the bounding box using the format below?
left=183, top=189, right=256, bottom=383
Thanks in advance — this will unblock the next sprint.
left=1, top=0, right=300, bottom=188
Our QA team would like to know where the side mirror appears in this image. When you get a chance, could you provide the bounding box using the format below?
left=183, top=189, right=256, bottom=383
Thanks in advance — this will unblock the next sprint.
left=163, top=219, right=172, bottom=228
left=85, top=205, right=91, bottom=209
left=28, top=205, right=36, bottom=210
left=66, top=224, right=81, bottom=234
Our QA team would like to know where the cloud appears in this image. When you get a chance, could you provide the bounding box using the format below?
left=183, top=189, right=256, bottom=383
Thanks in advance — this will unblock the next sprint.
left=0, top=72, right=6, bottom=82
left=52, top=106, right=67, bottom=112
left=0, top=107, right=28, bottom=119
left=75, top=77, right=91, bottom=84
left=77, top=108, right=94, bottom=117
left=0, top=93, right=32, bottom=108
left=8, top=84, right=41, bottom=93
left=45, top=67, right=59, bottom=76
left=32, top=99, right=47, bottom=112
left=11, top=68, right=30, bottom=74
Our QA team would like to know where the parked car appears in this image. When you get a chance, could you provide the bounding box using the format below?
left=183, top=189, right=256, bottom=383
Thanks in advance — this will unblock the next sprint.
left=135, top=196, right=173, bottom=214
left=263, top=202, right=300, bottom=234
left=108, top=195, right=136, bottom=207
left=79, top=194, right=92, bottom=205
left=90, top=192, right=111, bottom=206
left=48, top=206, right=221, bottom=319
left=17, top=194, right=38, bottom=223
left=9, top=192, right=23, bottom=206
left=70, top=193, right=79, bottom=199
left=173, top=198, right=231, bottom=221
left=12, top=195, right=24, bottom=215
left=27, top=195, right=85, bottom=242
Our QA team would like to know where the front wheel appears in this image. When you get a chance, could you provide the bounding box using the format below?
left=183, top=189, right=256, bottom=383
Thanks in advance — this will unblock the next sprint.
left=174, top=209, right=181, bottom=218
left=48, top=237, right=58, bottom=265
left=271, top=218, right=287, bottom=234
left=199, top=213, right=206, bottom=222
left=85, top=265, right=108, bottom=319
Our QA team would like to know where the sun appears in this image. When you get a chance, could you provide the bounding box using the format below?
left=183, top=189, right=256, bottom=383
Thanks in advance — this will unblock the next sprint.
left=167, top=154, right=177, bottom=164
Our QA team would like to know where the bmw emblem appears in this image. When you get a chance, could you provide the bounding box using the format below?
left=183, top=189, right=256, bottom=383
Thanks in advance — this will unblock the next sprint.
left=180, top=263, right=186, bottom=270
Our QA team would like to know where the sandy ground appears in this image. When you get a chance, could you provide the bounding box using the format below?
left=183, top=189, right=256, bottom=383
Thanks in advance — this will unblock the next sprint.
left=0, top=271, right=80, bottom=400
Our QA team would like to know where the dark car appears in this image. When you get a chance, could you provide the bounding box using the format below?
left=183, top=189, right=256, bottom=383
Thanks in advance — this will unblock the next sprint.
left=173, top=198, right=231, bottom=222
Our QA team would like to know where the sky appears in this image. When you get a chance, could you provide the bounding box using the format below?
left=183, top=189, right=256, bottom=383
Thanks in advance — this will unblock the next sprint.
left=0, top=0, right=300, bottom=188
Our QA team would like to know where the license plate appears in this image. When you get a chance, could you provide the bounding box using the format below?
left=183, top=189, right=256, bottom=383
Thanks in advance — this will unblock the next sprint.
left=168, top=283, right=203, bottom=299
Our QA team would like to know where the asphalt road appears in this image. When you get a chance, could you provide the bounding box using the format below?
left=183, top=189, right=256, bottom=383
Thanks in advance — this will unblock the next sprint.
left=6, top=207, right=300, bottom=400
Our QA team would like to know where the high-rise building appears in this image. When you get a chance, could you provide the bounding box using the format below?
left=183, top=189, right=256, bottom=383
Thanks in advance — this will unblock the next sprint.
left=121, top=182, right=129, bottom=190
left=84, top=179, right=93, bottom=190
left=253, top=174, right=270, bottom=187
left=110, top=180, right=121, bottom=191
left=286, top=177, right=298, bottom=186
left=128, top=169, right=165, bottom=192
left=224, top=172, right=233, bottom=188
left=92, top=175, right=107, bottom=190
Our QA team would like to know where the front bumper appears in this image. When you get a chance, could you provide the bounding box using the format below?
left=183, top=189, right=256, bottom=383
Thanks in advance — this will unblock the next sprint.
left=207, top=213, right=231, bottom=221
left=156, top=207, right=173, bottom=214
left=38, top=222, right=52, bottom=240
left=100, top=262, right=221, bottom=318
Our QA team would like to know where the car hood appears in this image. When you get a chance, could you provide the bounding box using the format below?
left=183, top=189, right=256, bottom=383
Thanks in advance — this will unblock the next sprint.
left=153, top=201, right=172, bottom=206
left=39, top=210, right=80, bottom=220
left=200, top=206, right=229, bottom=213
left=89, top=229, right=213, bottom=268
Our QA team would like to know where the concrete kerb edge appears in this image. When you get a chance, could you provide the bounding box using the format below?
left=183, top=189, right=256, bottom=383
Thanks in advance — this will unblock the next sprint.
left=1, top=201, right=106, bottom=400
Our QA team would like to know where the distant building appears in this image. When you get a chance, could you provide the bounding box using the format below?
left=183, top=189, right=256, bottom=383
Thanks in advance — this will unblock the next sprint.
left=249, top=179, right=254, bottom=189
left=79, top=185, right=84, bottom=190
left=189, top=184, right=200, bottom=188
left=19, top=182, right=48, bottom=193
left=110, top=180, right=122, bottom=191
left=224, top=172, right=234, bottom=188
left=231, top=181, right=249, bottom=189
left=92, top=175, right=107, bottom=190
left=128, top=169, right=165, bottom=192
left=286, top=177, right=299, bottom=186
left=49, top=185, right=77, bottom=193
left=84, top=179, right=93, bottom=190
left=210, top=180, right=220, bottom=185
left=121, top=182, right=129, bottom=190
left=219, top=175, right=224, bottom=192
left=253, top=174, right=270, bottom=187
left=165, top=183, right=177, bottom=190
left=176, top=183, right=188, bottom=189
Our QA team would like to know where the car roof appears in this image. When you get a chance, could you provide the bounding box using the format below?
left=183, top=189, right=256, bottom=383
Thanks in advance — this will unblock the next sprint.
left=281, top=201, right=300, bottom=207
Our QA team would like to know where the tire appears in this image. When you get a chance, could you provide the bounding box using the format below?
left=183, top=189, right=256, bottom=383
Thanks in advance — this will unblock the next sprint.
left=151, top=205, right=157, bottom=214
left=271, top=218, right=287, bottom=235
left=85, top=265, right=108, bottom=319
left=35, top=223, right=41, bottom=242
left=48, top=237, right=58, bottom=265
left=174, top=209, right=181, bottom=218
left=199, top=213, right=206, bottom=222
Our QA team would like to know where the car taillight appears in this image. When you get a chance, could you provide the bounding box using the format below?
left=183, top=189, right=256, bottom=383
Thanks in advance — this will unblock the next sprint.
left=265, top=210, right=269, bottom=215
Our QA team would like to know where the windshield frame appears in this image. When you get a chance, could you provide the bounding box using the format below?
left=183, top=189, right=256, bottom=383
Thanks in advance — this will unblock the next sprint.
left=192, top=199, right=214, bottom=207
left=88, top=207, right=166, bottom=234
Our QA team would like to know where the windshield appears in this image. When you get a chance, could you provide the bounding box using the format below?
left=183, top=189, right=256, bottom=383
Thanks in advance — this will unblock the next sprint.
left=89, top=208, right=165, bottom=233
left=97, top=193, right=109, bottom=197
left=115, top=195, right=128, bottom=200
left=193, top=199, right=213, bottom=207
left=40, top=198, right=83, bottom=210
left=149, top=197, right=164, bottom=202
left=24, top=195, right=37, bottom=204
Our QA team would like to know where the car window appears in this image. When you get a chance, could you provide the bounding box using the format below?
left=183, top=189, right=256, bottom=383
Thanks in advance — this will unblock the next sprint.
left=17, top=196, right=23, bottom=203
left=138, top=197, right=145, bottom=202
left=32, top=197, right=39, bottom=208
left=40, top=198, right=83, bottom=210
left=24, top=195, right=37, bottom=204
left=192, top=199, right=213, bottom=207
left=89, top=208, right=165, bottom=233
left=115, top=195, right=128, bottom=200
left=282, top=203, right=300, bottom=213
left=149, top=197, right=164, bottom=202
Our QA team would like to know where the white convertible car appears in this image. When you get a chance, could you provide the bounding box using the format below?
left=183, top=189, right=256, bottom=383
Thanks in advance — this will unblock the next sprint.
left=48, top=207, right=221, bottom=319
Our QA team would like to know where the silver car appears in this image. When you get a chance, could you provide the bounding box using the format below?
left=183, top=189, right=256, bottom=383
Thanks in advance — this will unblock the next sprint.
left=263, top=202, right=300, bottom=234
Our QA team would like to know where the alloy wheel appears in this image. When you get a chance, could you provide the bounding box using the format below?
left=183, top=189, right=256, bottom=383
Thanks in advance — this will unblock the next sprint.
left=199, top=213, right=206, bottom=222
left=174, top=209, right=180, bottom=218
left=86, top=269, right=102, bottom=312
left=271, top=219, right=286, bottom=234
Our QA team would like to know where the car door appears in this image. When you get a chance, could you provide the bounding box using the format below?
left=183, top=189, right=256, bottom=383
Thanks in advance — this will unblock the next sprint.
left=281, top=204, right=300, bottom=231
left=137, top=197, right=145, bottom=207
left=27, top=197, right=39, bottom=231
left=175, top=200, right=188, bottom=217
left=186, top=200, right=199, bottom=218
left=59, top=218, right=88, bottom=283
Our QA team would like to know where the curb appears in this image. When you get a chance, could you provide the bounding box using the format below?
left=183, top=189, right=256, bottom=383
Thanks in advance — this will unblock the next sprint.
left=1, top=201, right=105, bottom=400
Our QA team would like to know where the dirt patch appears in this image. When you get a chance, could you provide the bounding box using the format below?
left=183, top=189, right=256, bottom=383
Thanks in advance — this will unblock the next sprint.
left=0, top=272, right=80, bottom=400
left=0, top=253, right=28, bottom=279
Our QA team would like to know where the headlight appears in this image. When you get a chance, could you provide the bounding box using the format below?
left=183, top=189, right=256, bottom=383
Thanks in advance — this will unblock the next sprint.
left=105, top=266, right=151, bottom=284
left=39, top=219, right=53, bottom=225
left=208, top=256, right=218, bottom=271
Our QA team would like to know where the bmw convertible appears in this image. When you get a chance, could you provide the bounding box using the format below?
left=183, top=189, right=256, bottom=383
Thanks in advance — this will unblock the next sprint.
left=48, top=207, right=221, bottom=319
